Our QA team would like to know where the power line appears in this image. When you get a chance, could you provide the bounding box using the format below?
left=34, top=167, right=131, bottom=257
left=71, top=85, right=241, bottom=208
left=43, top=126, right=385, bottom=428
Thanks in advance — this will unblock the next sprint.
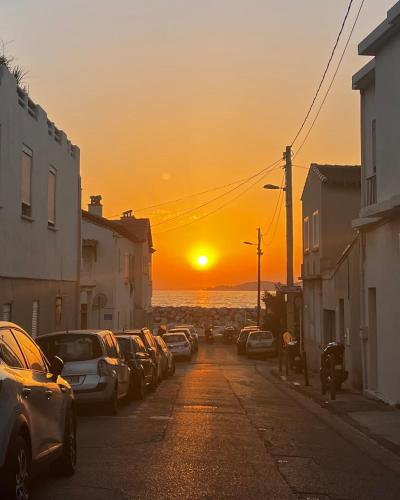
left=295, top=0, right=366, bottom=157
left=291, top=0, right=355, bottom=147
left=154, top=165, right=281, bottom=235
left=263, top=174, right=284, bottom=236
left=104, top=175, right=260, bottom=218
left=266, top=192, right=284, bottom=247
left=151, top=159, right=282, bottom=228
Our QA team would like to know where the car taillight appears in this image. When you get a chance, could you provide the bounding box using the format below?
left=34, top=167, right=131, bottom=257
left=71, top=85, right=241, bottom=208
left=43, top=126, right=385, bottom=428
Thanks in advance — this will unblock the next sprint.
left=97, top=359, right=111, bottom=376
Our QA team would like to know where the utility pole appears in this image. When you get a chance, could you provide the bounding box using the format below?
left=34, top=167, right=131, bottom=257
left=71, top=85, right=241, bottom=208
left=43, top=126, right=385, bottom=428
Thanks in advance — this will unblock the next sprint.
left=284, top=145, right=295, bottom=334
left=257, top=227, right=262, bottom=327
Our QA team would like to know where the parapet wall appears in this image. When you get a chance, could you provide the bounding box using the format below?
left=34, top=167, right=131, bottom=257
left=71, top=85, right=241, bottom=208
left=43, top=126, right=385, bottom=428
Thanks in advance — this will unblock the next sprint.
left=153, top=306, right=258, bottom=331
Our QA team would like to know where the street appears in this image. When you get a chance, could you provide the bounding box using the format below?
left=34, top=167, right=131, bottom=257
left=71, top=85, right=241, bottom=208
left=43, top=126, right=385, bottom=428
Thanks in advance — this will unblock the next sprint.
left=33, top=343, right=400, bottom=500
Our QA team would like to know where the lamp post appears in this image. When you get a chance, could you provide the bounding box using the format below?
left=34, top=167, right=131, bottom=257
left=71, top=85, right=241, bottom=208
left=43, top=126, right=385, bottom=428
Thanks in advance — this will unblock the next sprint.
left=264, top=145, right=295, bottom=334
left=243, top=227, right=263, bottom=326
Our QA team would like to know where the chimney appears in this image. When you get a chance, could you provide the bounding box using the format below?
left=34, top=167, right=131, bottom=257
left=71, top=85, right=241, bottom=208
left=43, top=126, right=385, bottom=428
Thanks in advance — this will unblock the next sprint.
left=88, top=195, right=103, bottom=217
left=121, top=210, right=134, bottom=219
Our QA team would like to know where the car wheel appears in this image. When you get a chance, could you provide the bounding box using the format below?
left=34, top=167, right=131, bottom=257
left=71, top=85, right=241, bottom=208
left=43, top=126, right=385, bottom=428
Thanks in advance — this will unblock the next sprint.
left=104, top=385, right=118, bottom=415
left=149, top=369, right=157, bottom=392
left=52, top=409, right=77, bottom=476
left=135, top=375, right=146, bottom=400
left=1, top=434, right=31, bottom=500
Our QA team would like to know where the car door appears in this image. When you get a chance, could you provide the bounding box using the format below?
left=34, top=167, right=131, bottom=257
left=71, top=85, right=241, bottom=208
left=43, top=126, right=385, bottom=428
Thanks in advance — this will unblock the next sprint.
left=105, top=334, right=129, bottom=398
left=12, top=328, right=65, bottom=458
left=134, top=337, right=152, bottom=382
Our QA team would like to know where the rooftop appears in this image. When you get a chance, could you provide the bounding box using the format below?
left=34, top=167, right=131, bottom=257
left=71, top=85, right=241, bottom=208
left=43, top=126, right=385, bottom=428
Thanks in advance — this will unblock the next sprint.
left=310, top=164, right=361, bottom=184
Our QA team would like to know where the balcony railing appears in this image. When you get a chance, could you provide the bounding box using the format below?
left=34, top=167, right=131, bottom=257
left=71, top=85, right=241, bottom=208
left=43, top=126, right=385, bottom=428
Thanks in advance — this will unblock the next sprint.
left=366, top=175, right=377, bottom=206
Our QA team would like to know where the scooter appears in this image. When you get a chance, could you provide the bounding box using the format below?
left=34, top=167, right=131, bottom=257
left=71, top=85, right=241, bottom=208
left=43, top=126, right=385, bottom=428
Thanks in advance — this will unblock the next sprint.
left=320, top=342, right=348, bottom=394
left=286, top=339, right=303, bottom=373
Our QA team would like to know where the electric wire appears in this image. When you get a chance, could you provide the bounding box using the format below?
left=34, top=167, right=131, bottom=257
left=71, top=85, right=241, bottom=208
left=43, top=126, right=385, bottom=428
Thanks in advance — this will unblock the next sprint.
left=290, top=0, right=355, bottom=147
left=151, top=159, right=282, bottom=228
left=294, top=0, right=366, bottom=157
left=263, top=174, right=285, bottom=237
left=265, top=192, right=285, bottom=247
left=104, top=174, right=262, bottom=218
left=154, top=165, right=281, bottom=235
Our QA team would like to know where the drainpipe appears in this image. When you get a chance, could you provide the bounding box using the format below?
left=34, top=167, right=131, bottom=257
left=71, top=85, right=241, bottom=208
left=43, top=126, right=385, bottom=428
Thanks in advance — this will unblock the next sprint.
left=359, top=230, right=368, bottom=391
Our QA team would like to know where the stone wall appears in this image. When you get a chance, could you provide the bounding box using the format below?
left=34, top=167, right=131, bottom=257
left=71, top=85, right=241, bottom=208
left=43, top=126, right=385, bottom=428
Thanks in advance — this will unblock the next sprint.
left=153, top=306, right=258, bottom=332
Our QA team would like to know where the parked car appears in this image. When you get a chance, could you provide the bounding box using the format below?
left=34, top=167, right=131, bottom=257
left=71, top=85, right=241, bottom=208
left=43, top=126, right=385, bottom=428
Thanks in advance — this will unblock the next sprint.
left=0, top=322, right=77, bottom=500
left=155, top=335, right=175, bottom=378
left=116, top=334, right=158, bottom=399
left=168, top=327, right=195, bottom=353
left=117, top=329, right=163, bottom=383
left=246, top=331, right=275, bottom=358
left=37, top=330, right=130, bottom=415
left=163, top=332, right=192, bottom=361
left=174, top=324, right=199, bottom=351
left=237, top=327, right=259, bottom=355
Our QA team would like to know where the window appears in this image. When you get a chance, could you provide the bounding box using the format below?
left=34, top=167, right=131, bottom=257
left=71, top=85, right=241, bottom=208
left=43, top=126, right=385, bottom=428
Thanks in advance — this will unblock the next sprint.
left=303, top=217, right=310, bottom=253
left=32, top=300, right=40, bottom=338
left=2, top=303, right=12, bottom=321
left=129, top=255, right=134, bottom=284
left=13, top=329, right=46, bottom=372
left=55, top=297, right=62, bottom=329
left=312, top=211, right=319, bottom=250
left=134, top=337, right=146, bottom=353
left=48, top=168, right=56, bottom=226
left=104, top=334, right=118, bottom=358
left=37, top=334, right=103, bottom=362
left=21, top=146, right=33, bottom=217
left=372, top=119, right=376, bottom=171
left=0, top=329, right=26, bottom=369
left=124, top=254, right=129, bottom=283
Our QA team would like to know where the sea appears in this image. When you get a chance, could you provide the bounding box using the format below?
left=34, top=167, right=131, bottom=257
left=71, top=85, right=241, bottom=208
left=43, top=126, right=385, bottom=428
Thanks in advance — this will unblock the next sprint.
left=152, top=290, right=259, bottom=309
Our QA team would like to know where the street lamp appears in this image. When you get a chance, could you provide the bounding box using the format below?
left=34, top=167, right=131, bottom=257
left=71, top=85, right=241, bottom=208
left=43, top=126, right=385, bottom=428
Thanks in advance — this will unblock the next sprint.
left=264, top=183, right=285, bottom=191
left=243, top=228, right=263, bottom=327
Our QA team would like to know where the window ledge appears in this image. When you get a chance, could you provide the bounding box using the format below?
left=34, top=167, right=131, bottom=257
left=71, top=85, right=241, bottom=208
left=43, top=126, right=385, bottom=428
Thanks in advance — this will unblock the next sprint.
left=21, top=214, right=34, bottom=223
left=48, top=224, right=58, bottom=232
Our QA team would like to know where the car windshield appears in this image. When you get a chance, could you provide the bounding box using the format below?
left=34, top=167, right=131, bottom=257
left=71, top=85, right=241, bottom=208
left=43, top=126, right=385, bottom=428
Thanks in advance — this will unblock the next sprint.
left=38, top=334, right=102, bottom=362
left=250, top=332, right=273, bottom=341
left=164, top=334, right=186, bottom=343
left=117, top=338, right=131, bottom=355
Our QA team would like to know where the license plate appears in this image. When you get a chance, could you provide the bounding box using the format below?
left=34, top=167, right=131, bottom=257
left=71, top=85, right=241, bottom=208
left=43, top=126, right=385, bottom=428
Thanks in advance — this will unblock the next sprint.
left=65, top=375, right=80, bottom=384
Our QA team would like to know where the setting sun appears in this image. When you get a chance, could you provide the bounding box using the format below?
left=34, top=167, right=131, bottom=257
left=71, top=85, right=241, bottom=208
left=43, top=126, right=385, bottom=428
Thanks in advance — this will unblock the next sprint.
left=197, top=255, right=209, bottom=267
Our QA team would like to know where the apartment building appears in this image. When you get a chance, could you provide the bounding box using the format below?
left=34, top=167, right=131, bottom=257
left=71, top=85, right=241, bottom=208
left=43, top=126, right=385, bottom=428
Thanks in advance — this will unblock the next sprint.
left=352, top=1, right=400, bottom=404
left=0, top=64, right=81, bottom=336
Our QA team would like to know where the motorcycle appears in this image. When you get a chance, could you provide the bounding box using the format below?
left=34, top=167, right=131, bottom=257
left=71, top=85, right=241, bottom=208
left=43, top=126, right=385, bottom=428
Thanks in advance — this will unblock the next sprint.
left=286, top=339, right=303, bottom=373
left=205, top=328, right=214, bottom=344
left=320, top=342, right=348, bottom=395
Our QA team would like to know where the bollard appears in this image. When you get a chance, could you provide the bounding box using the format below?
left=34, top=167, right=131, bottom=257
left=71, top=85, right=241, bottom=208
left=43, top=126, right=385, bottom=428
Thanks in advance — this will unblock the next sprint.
left=329, top=355, right=336, bottom=401
left=285, top=348, right=289, bottom=376
left=303, top=351, right=309, bottom=386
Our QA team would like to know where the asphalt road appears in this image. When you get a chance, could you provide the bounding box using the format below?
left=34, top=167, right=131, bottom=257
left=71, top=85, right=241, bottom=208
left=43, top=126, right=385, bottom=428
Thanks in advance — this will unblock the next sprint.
left=33, top=343, right=400, bottom=500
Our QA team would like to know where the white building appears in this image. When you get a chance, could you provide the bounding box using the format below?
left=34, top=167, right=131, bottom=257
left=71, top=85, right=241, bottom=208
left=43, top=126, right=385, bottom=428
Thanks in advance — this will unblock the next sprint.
left=301, top=165, right=362, bottom=388
left=80, top=197, right=153, bottom=330
left=352, top=1, right=400, bottom=405
left=0, top=64, right=81, bottom=336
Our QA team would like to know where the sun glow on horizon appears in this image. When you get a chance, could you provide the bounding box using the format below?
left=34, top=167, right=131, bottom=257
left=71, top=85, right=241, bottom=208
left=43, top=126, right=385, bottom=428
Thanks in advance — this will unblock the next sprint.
left=188, top=245, right=218, bottom=271
left=197, top=255, right=209, bottom=267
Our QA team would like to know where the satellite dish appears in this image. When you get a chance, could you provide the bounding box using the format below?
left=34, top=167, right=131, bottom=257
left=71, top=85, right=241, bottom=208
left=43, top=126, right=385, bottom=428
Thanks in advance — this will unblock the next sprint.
left=93, top=293, right=107, bottom=310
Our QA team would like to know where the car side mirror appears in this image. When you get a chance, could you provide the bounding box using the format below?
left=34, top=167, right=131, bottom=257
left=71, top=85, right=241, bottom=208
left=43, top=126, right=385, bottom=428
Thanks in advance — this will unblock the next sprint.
left=51, top=356, right=64, bottom=381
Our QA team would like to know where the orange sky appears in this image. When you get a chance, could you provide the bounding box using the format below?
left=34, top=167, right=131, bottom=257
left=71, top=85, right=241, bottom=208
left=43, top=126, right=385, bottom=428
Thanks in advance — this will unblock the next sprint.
left=1, top=0, right=394, bottom=289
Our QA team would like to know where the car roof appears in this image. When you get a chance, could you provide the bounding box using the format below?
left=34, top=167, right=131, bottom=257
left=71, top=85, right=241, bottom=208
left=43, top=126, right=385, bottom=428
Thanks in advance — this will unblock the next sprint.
left=0, top=321, right=26, bottom=330
left=249, top=330, right=272, bottom=335
left=164, top=332, right=186, bottom=337
left=39, top=330, right=112, bottom=339
left=115, top=334, right=134, bottom=340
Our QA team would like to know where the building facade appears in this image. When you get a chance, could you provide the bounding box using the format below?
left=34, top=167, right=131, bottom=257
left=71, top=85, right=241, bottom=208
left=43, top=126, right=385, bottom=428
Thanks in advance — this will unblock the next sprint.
left=80, top=198, right=153, bottom=331
left=301, top=165, right=362, bottom=388
left=0, top=64, right=81, bottom=336
left=352, top=2, right=400, bottom=404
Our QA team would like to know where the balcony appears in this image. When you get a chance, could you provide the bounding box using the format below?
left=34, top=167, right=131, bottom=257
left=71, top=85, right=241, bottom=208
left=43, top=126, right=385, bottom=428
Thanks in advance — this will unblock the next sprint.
left=366, top=175, right=377, bottom=206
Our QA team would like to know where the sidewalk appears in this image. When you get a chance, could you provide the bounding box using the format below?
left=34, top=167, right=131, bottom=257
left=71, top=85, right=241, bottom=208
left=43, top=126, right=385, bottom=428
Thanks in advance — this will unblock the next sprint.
left=258, top=360, right=400, bottom=458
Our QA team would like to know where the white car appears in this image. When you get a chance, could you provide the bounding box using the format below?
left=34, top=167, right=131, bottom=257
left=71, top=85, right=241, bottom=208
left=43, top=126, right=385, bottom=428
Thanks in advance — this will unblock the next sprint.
left=38, top=330, right=130, bottom=415
left=246, top=331, right=276, bottom=357
left=163, top=333, right=192, bottom=361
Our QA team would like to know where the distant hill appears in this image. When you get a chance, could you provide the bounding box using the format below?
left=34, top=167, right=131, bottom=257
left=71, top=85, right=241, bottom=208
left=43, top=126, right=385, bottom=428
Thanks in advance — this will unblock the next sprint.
left=206, top=281, right=276, bottom=292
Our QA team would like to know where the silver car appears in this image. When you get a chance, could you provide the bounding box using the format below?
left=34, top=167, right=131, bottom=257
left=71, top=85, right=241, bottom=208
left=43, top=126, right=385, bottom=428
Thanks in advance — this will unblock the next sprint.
left=246, top=330, right=276, bottom=357
left=0, top=322, right=76, bottom=500
left=37, top=330, right=130, bottom=415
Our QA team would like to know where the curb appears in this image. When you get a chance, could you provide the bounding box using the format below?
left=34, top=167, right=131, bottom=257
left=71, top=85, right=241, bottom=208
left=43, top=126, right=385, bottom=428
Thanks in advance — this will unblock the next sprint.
left=268, top=367, right=400, bottom=458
